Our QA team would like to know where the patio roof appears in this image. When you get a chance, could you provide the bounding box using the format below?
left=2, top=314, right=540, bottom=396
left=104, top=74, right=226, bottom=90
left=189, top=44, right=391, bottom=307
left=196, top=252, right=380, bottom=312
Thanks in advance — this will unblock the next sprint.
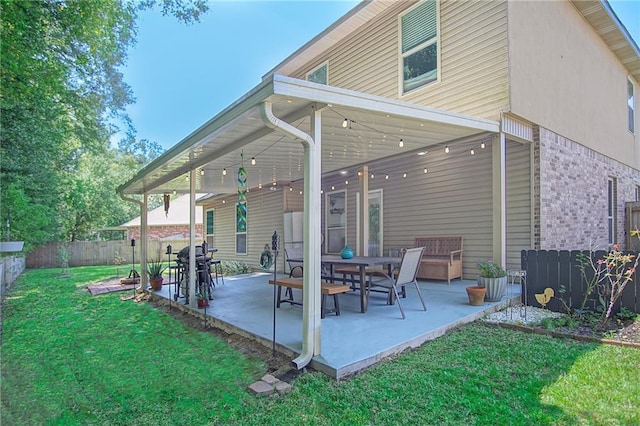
left=118, top=74, right=498, bottom=196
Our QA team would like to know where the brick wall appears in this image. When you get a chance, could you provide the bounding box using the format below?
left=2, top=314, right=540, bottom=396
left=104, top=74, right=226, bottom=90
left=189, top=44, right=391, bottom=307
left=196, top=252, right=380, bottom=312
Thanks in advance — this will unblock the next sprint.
left=127, top=225, right=203, bottom=241
left=536, top=126, right=639, bottom=250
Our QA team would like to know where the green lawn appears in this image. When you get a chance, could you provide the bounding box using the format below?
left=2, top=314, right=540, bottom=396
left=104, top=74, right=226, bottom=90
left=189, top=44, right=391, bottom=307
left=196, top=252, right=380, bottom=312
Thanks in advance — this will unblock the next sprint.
left=2, top=266, right=639, bottom=425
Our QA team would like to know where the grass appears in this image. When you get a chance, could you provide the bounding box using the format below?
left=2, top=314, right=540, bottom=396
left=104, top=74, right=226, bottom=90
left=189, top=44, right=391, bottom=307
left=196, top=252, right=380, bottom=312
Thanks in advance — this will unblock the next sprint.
left=2, top=266, right=639, bottom=425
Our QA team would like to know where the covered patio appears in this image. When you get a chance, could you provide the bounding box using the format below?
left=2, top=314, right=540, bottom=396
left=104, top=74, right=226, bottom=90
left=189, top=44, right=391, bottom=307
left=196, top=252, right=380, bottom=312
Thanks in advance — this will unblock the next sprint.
left=119, top=74, right=505, bottom=371
left=150, top=273, right=520, bottom=379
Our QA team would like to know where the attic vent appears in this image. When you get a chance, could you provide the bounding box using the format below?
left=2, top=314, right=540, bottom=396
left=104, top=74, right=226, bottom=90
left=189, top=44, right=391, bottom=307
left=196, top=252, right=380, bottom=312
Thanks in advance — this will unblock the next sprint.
left=502, top=115, right=533, bottom=142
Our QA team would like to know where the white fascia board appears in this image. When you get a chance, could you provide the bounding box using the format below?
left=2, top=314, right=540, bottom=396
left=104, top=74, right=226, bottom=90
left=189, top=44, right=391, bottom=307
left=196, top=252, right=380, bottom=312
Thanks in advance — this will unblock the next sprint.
left=272, top=75, right=500, bottom=133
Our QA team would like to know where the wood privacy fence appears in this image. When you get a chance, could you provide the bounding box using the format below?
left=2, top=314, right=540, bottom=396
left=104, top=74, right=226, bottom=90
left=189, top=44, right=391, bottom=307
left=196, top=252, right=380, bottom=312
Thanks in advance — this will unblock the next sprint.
left=521, top=250, right=639, bottom=314
left=27, top=240, right=192, bottom=269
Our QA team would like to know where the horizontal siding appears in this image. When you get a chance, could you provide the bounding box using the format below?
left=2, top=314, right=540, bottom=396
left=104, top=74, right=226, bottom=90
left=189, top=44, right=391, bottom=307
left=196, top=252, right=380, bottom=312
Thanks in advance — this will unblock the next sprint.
left=506, top=140, right=532, bottom=270
left=320, top=136, right=494, bottom=279
left=200, top=138, right=530, bottom=278
left=290, top=0, right=509, bottom=121
left=202, top=190, right=288, bottom=272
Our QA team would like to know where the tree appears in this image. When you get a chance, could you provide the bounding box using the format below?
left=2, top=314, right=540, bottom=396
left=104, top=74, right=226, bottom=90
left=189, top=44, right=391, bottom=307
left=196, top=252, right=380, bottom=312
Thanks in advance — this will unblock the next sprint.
left=0, top=0, right=208, bottom=248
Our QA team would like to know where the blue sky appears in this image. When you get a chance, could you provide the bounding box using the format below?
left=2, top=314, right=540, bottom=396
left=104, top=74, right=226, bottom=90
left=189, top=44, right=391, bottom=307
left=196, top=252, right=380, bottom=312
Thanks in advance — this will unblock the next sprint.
left=122, top=0, right=640, bottom=150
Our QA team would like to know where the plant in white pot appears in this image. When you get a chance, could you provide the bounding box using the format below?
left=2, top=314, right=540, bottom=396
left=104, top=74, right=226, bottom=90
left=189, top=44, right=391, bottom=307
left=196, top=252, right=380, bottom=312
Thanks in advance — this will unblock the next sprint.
left=476, top=259, right=507, bottom=302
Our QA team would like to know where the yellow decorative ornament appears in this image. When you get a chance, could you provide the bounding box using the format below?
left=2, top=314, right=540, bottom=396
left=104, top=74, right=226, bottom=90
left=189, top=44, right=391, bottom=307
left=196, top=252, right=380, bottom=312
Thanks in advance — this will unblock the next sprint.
left=535, top=287, right=555, bottom=308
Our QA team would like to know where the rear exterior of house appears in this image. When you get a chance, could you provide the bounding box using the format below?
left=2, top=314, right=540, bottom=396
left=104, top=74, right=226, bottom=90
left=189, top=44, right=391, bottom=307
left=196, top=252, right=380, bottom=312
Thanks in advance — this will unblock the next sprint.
left=199, top=0, right=639, bottom=277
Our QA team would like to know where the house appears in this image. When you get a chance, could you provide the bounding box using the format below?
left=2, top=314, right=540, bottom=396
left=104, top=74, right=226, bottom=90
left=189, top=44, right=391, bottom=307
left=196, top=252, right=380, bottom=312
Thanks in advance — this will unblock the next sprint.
left=121, top=193, right=204, bottom=241
left=119, top=0, right=639, bottom=368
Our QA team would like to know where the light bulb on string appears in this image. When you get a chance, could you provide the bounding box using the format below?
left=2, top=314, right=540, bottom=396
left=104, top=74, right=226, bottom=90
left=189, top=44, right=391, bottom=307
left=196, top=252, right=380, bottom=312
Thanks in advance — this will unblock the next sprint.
left=424, top=168, right=428, bottom=174
left=399, top=139, right=404, bottom=148
left=251, top=157, right=256, bottom=165
left=480, top=142, right=486, bottom=149
left=385, top=174, right=389, bottom=180
left=370, top=173, right=374, bottom=179
left=403, top=172, right=407, bottom=178
left=445, top=146, right=450, bottom=154
left=342, top=118, right=348, bottom=128
left=222, top=168, right=227, bottom=176
left=345, top=180, right=349, bottom=185
left=200, top=169, right=205, bottom=176
left=470, top=149, right=475, bottom=155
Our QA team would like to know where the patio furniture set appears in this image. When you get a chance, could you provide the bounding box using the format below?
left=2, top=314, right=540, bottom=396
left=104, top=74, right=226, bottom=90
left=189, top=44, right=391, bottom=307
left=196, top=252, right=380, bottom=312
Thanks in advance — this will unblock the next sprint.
left=278, top=236, right=463, bottom=319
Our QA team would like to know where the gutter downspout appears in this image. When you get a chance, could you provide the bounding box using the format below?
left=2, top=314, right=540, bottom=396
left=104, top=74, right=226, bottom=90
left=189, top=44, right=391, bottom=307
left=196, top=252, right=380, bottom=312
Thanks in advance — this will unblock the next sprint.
left=261, top=101, right=321, bottom=370
left=119, top=192, right=148, bottom=289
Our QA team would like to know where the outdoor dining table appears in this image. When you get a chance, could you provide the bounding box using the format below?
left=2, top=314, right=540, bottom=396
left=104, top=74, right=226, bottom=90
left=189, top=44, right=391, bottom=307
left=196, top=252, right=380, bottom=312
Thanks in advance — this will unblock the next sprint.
left=288, top=255, right=402, bottom=313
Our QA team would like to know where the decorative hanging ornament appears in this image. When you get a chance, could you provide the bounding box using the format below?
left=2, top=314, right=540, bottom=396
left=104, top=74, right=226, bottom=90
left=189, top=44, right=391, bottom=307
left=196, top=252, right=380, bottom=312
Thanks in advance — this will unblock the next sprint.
left=163, top=193, right=171, bottom=217
left=237, top=152, right=248, bottom=233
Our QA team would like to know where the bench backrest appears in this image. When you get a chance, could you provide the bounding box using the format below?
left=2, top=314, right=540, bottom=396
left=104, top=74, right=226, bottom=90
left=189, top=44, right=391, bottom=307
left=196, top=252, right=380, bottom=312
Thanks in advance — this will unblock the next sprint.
left=415, top=237, right=463, bottom=257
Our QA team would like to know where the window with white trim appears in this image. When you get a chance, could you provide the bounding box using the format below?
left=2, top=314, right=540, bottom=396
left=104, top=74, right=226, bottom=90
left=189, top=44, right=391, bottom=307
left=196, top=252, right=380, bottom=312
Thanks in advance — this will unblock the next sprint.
left=400, top=0, right=438, bottom=93
left=236, top=202, right=247, bottom=255
left=628, top=78, right=635, bottom=134
left=307, top=63, right=327, bottom=85
left=608, top=177, right=617, bottom=245
left=326, top=190, right=346, bottom=254
left=205, top=208, right=214, bottom=247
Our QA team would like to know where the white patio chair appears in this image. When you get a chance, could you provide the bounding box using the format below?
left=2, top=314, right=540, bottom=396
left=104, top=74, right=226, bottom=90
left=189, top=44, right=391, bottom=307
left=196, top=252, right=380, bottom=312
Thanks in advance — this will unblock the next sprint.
left=367, top=246, right=426, bottom=319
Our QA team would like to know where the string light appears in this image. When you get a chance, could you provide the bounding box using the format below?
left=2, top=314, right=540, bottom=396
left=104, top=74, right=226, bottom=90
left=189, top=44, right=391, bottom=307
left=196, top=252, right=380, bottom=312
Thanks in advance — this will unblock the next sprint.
left=385, top=174, right=389, bottom=180
left=345, top=180, right=349, bottom=185
left=424, top=168, right=428, bottom=174
left=470, top=149, right=475, bottom=155
left=289, top=186, right=293, bottom=191
left=403, top=172, right=407, bottom=178
left=258, top=183, right=263, bottom=189
left=200, top=169, right=205, bottom=176
left=480, top=142, right=486, bottom=149
left=342, top=118, right=348, bottom=128
left=370, top=173, right=374, bottom=179
left=399, top=139, right=404, bottom=148
left=222, top=168, right=227, bottom=176
left=331, top=185, right=335, bottom=190
left=445, top=146, right=450, bottom=154
left=222, top=200, right=226, bottom=204
left=251, top=157, right=256, bottom=165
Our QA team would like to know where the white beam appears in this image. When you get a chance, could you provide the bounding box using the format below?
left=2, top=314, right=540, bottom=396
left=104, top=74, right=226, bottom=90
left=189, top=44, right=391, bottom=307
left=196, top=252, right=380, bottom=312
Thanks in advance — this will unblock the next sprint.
left=492, top=133, right=507, bottom=266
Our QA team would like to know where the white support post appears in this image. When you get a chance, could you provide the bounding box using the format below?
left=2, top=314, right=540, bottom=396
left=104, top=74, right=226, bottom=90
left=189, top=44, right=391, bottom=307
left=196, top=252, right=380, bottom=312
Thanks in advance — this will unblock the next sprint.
left=189, top=169, right=197, bottom=308
left=359, top=165, right=369, bottom=256
left=492, top=133, right=507, bottom=267
left=305, top=106, right=322, bottom=355
left=141, top=193, right=149, bottom=290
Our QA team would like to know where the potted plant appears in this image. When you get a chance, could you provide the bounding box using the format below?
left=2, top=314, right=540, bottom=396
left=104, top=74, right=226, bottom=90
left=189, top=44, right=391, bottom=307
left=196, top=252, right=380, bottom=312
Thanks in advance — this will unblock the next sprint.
left=476, top=259, right=507, bottom=302
left=146, top=259, right=166, bottom=291
left=196, top=292, right=209, bottom=308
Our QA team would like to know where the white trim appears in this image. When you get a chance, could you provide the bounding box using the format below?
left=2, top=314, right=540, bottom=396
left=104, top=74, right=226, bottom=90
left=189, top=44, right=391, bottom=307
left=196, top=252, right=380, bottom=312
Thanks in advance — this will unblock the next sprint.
left=356, top=188, right=384, bottom=256
left=272, top=75, right=499, bottom=133
left=325, top=189, right=347, bottom=254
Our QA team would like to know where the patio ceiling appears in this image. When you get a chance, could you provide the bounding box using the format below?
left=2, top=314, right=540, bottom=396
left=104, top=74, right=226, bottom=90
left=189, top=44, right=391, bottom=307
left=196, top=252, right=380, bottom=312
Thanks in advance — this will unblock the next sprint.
left=118, top=74, right=499, bottom=196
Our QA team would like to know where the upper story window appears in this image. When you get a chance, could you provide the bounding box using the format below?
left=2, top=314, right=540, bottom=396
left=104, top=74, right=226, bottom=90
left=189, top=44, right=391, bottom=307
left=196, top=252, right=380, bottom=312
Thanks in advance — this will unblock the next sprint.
left=628, top=78, right=635, bottom=134
left=307, top=63, right=328, bottom=85
left=400, top=0, right=438, bottom=93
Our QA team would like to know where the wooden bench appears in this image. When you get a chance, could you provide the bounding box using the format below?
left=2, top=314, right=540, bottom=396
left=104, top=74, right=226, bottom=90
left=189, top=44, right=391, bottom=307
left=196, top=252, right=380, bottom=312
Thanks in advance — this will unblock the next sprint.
left=268, top=277, right=350, bottom=318
left=414, top=236, right=463, bottom=284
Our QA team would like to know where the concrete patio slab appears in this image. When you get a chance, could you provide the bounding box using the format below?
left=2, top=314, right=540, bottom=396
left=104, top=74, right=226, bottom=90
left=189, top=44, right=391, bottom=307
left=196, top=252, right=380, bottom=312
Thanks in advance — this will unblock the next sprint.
left=151, top=273, right=518, bottom=379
